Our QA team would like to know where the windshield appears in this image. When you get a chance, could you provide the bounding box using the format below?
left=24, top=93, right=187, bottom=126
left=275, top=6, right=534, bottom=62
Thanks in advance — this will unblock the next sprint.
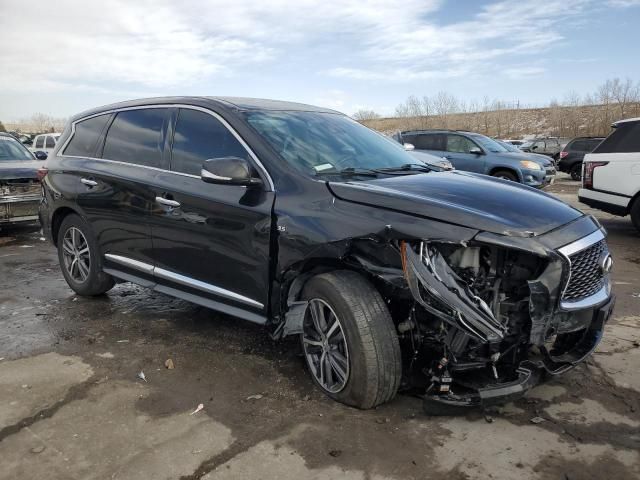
left=0, top=136, right=34, bottom=161
left=496, top=140, right=520, bottom=153
left=244, top=111, right=423, bottom=177
left=469, top=134, right=510, bottom=153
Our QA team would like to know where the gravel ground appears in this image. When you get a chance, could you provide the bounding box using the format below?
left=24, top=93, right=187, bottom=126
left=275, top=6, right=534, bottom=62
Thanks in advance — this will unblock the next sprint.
left=1, top=173, right=639, bottom=480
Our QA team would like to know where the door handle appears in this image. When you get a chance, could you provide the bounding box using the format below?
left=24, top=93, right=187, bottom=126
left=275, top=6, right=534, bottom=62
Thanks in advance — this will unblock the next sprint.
left=81, top=178, right=97, bottom=187
left=155, top=196, right=181, bottom=208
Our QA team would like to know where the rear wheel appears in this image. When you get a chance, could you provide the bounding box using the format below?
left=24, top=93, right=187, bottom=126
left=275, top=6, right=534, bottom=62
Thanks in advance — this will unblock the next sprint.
left=492, top=170, right=518, bottom=182
left=631, top=198, right=640, bottom=234
left=570, top=163, right=582, bottom=181
left=300, top=270, right=401, bottom=409
left=57, top=214, right=114, bottom=296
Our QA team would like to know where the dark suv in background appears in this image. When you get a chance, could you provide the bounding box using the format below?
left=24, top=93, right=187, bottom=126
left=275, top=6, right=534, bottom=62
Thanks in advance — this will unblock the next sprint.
left=395, top=130, right=556, bottom=188
left=40, top=97, right=613, bottom=414
left=558, top=137, right=605, bottom=180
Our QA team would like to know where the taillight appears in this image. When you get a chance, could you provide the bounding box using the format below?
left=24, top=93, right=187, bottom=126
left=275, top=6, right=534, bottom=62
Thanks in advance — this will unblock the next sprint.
left=583, top=161, right=608, bottom=189
left=559, top=151, right=568, bottom=159
left=36, top=167, right=48, bottom=181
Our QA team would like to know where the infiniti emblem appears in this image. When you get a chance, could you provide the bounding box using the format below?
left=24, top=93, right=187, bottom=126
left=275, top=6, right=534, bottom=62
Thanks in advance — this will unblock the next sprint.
left=599, top=252, right=613, bottom=274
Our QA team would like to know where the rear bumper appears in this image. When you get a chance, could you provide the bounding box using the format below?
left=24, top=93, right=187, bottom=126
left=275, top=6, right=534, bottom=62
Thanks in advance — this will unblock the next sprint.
left=423, top=295, right=614, bottom=411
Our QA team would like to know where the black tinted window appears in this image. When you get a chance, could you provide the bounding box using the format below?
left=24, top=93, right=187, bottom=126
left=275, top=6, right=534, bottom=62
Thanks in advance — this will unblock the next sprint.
left=586, top=139, right=603, bottom=151
left=45, top=136, right=56, bottom=148
left=570, top=140, right=587, bottom=151
left=102, top=109, right=168, bottom=167
left=594, top=123, right=640, bottom=154
left=64, top=114, right=111, bottom=157
left=35, top=136, right=44, bottom=148
left=411, top=133, right=445, bottom=150
left=171, top=109, right=248, bottom=176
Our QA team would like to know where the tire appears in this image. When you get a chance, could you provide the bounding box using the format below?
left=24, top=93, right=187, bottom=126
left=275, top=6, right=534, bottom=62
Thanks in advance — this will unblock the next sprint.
left=492, top=170, right=518, bottom=182
left=57, top=213, right=114, bottom=296
left=570, top=163, right=582, bottom=181
left=631, top=198, right=640, bottom=234
left=300, top=270, right=401, bottom=409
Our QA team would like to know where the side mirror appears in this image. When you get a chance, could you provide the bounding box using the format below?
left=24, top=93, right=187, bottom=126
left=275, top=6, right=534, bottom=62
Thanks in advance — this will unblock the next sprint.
left=403, top=143, right=415, bottom=151
left=34, top=151, right=48, bottom=160
left=469, top=147, right=483, bottom=155
left=201, top=157, right=262, bottom=186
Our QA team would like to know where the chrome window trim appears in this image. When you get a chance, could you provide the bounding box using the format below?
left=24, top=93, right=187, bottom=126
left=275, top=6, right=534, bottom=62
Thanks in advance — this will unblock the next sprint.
left=58, top=103, right=275, bottom=191
left=104, top=253, right=263, bottom=309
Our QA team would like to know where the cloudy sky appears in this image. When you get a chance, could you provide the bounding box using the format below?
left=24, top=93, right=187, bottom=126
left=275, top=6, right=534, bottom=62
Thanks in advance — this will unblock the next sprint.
left=1, top=0, right=639, bottom=120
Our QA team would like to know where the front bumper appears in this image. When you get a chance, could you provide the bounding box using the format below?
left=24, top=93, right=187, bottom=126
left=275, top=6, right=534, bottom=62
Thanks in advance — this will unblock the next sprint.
left=523, top=168, right=556, bottom=189
left=422, top=295, right=614, bottom=411
left=0, top=193, right=41, bottom=225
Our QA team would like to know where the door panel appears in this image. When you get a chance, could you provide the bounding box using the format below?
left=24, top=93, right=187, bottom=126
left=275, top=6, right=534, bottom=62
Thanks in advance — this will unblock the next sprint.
left=150, top=173, right=274, bottom=311
left=444, top=134, right=485, bottom=173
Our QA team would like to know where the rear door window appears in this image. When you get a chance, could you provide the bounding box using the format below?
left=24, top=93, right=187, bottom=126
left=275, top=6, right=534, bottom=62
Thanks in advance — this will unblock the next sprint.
left=594, top=123, right=640, bottom=154
left=102, top=108, right=169, bottom=167
left=35, top=136, right=44, bottom=149
left=64, top=114, right=111, bottom=157
left=45, top=136, right=56, bottom=148
left=411, top=133, right=445, bottom=151
left=170, top=108, right=249, bottom=176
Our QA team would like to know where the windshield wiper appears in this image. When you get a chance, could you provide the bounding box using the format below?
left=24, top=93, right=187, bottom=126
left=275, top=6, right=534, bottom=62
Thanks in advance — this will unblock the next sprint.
left=373, top=163, right=432, bottom=174
left=316, top=167, right=380, bottom=177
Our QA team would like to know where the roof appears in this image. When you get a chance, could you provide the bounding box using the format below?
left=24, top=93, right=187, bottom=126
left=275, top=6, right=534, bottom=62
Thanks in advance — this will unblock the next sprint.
left=401, top=129, right=475, bottom=135
left=69, top=96, right=341, bottom=123
left=613, top=117, right=640, bottom=127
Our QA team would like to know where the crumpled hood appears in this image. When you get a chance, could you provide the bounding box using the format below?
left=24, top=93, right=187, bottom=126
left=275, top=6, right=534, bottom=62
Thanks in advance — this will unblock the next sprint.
left=328, top=171, right=582, bottom=237
left=0, top=160, right=42, bottom=181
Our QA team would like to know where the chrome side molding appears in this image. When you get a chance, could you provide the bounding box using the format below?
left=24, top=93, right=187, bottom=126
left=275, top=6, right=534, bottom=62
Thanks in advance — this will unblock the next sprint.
left=104, top=253, right=263, bottom=309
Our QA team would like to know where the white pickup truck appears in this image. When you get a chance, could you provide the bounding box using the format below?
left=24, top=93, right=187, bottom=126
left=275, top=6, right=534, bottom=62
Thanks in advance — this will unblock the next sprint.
left=579, top=117, right=640, bottom=232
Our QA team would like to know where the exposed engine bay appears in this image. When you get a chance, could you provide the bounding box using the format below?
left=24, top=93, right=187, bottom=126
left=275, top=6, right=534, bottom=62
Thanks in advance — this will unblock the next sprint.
left=392, top=239, right=612, bottom=411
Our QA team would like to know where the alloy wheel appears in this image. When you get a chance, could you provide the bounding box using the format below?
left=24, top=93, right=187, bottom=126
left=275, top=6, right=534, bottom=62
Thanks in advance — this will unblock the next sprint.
left=302, top=298, right=350, bottom=393
left=62, top=227, right=91, bottom=283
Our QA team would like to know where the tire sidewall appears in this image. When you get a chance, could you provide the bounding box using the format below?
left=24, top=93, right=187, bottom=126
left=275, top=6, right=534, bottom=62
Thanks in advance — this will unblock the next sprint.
left=570, top=163, right=581, bottom=181
left=301, top=275, right=375, bottom=407
left=57, top=214, right=108, bottom=296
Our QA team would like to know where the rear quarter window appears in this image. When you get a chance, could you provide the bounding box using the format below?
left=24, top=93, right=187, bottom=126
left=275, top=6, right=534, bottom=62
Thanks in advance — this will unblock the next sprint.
left=411, top=133, right=445, bottom=151
left=594, top=123, right=640, bottom=154
left=64, top=114, right=111, bottom=157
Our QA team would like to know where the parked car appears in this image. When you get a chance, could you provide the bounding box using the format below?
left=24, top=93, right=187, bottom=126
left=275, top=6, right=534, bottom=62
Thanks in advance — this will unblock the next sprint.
left=519, top=137, right=568, bottom=161
left=40, top=97, right=613, bottom=413
left=495, top=139, right=555, bottom=164
left=500, top=139, right=524, bottom=147
left=30, top=133, right=60, bottom=157
left=0, top=132, right=45, bottom=227
left=579, top=118, right=640, bottom=232
left=387, top=133, right=453, bottom=170
left=396, top=130, right=556, bottom=188
left=558, top=137, right=605, bottom=180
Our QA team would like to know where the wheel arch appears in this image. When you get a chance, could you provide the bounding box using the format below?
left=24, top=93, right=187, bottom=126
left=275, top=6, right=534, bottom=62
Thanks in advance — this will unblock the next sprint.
left=488, top=166, right=522, bottom=182
left=51, top=206, right=82, bottom=246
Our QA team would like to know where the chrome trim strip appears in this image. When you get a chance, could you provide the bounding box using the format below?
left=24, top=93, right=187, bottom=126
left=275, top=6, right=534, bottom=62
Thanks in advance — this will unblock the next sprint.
left=560, top=284, right=610, bottom=311
left=104, top=253, right=264, bottom=309
left=154, top=267, right=264, bottom=309
left=105, top=253, right=154, bottom=274
left=558, top=229, right=605, bottom=257
left=58, top=103, right=275, bottom=191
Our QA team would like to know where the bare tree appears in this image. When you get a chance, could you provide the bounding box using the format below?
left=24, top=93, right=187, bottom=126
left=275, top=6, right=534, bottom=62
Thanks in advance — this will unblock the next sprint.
left=0, top=121, right=6, bottom=133
left=352, top=109, right=381, bottom=122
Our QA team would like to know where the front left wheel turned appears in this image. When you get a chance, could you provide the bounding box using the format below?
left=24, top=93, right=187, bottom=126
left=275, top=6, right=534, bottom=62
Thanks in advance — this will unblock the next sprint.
left=57, top=213, right=114, bottom=296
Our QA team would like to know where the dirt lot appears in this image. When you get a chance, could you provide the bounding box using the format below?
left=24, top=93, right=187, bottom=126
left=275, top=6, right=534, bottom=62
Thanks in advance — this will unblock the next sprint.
left=1, top=174, right=639, bottom=480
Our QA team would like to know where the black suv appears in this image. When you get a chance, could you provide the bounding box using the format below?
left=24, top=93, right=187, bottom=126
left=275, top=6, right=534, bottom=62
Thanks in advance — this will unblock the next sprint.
left=40, top=97, right=614, bottom=413
left=558, top=137, right=605, bottom=180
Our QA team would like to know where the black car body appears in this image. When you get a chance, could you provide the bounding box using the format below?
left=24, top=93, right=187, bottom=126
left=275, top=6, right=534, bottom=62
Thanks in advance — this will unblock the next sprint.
left=0, top=132, right=43, bottom=226
left=558, top=137, right=605, bottom=180
left=40, top=97, right=614, bottom=412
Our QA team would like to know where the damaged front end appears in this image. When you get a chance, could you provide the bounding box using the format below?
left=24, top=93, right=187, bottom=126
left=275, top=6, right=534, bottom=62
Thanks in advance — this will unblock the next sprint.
left=398, top=235, right=614, bottom=412
left=1, top=179, right=41, bottom=225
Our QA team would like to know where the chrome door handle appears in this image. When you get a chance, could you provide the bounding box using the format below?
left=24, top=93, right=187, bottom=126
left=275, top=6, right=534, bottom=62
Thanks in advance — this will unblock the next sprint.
left=81, top=178, right=97, bottom=187
left=155, top=196, right=180, bottom=208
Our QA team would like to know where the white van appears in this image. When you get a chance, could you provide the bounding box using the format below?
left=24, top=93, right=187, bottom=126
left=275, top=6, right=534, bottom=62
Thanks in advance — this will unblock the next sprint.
left=578, top=118, right=640, bottom=232
left=30, top=133, right=61, bottom=157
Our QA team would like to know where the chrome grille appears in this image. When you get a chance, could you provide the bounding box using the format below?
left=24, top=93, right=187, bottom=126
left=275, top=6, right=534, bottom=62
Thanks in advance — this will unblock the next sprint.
left=563, top=239, right=606, bottom=301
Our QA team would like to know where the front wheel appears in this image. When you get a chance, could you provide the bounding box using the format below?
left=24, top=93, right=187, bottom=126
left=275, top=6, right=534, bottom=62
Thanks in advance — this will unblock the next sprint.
left=631, top=198, right=640, bottom=234
left=300, top=271, right=401, bottom=409
left=492, top=170, right=518, bottom=182
left=57, top=214, right=114, bottom=296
